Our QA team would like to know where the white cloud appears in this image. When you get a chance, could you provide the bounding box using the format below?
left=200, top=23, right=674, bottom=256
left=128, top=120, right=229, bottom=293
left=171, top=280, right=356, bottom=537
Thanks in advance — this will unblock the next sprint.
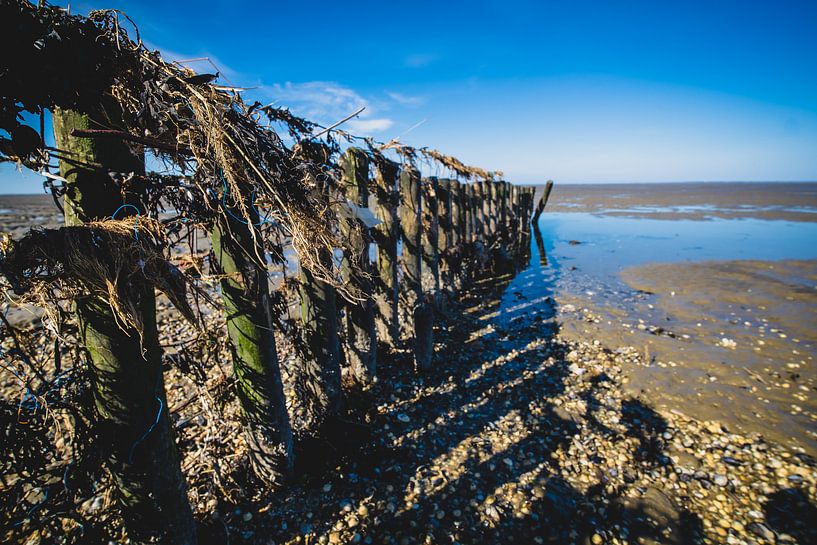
left=263, top=81, right=394, bottom=134
left=348, top=118, right=394, bottom=132
left=386, top=91, right=426, bottom=107
left=142, top=41, right=241, bottom=83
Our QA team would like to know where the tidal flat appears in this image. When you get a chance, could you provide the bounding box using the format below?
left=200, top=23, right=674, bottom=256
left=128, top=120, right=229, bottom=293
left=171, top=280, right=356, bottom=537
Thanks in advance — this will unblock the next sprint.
left=514, top=182, right=817, bottom=456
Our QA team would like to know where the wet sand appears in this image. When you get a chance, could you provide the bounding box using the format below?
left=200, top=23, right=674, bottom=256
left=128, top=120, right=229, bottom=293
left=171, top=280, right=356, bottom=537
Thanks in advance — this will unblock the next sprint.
left=557, top=259, right=817, bottom=455
left=0, top=194, right=62, bottom=237
left=543, top=182, right=817, bottom=222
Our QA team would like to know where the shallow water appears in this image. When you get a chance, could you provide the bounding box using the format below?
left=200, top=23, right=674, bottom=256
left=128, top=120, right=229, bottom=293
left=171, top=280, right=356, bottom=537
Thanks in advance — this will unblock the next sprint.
left=498, top=212, right=817, bottom=326
left=541, top=211, right=817, bottom=274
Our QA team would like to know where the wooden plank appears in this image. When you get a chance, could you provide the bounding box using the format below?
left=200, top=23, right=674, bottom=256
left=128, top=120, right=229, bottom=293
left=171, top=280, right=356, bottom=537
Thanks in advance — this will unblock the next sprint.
left=339, top=147, right=377, bottom=386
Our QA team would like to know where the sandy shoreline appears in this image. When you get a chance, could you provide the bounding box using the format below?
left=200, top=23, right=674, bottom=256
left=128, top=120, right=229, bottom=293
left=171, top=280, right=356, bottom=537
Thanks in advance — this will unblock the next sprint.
left=557, top=259, right=817, bottom=456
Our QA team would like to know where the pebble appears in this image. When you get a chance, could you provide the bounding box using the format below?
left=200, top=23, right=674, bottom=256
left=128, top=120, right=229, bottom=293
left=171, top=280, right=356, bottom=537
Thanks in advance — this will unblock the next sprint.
left=747, top=522, right=775, bottom=541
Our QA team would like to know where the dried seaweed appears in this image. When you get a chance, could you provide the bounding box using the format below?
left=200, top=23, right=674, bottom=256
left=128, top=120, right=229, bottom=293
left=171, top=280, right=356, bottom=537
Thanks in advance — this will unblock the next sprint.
left=0, top=218, right=198, bottom=333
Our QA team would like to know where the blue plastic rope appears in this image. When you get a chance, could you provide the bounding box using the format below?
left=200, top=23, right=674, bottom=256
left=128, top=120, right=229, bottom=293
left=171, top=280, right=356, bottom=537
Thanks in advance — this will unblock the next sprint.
left=111, top=203, right=145, bottom=268
left=128, top=396, right=163, bottom=464
left=111, top=203, right=142, bottom=237
left=13, top=490, right=49, bottom=527
left=218, top=180, right=274, bottom=226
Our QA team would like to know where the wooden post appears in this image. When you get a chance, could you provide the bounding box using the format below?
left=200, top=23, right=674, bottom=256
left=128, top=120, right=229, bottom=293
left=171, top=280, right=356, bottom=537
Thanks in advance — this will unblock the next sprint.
left=399, top=167, right=432, bottom=371
left=210, top=206, right=294, bottom=487
left=435, top=178, right=452, bottom=286
left=339, top=148, right=377, bottom=386
left=532, top=179, right=554, bottom=225
left=519, top=187, right=529, bottom=231
left=495, top=181, right=507, bottom=243
left=463, top=182, right=473, bottom=244
left=505, top=182, right=515, bottom=239
left=473, top=181, right=485, bottom=243
left=54, top=107, right=196, bottom=544
left=421, top=177, right=440, bottom=295
left=372, top=158, right=400, bottom=346
left=533, top=213, right=548, bottom=266
left=508, top=184, right=522, bottom=253
left=297, top=175, right=342, bottom=426
left=525, top=186, right=536, bottom=260
left=481, top=181, right=493, bottom=242
left=450, top=179, right=462, bottom=249
left=491, top=180, right=501, bottom=241
left=526, top=187, right=536, bottom=230
left=399, top=168, right=422, bottom=308
left=449, top=179, right=464, bottom=287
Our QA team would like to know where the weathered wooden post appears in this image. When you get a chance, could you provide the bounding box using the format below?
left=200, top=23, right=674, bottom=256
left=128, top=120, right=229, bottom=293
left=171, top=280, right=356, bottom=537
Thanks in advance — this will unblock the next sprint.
left=532, top=179, right=554, bottom=225
left=510, top=184, right=521, bottom=255
left=297, top=176, right=343, bottom=426
left=339, top=148, right=377, bottom=386
left=435, top=178, right=452, bottom=287
left=473, top=181, right=485, bottom=244
left=210, top=205, right=294, bottom=487
left=421, top=177, right=440, bottom=295
left=372, top=158, right=400, bottom=346
left=505, top=182, right=515, bottom=239
left=450, top=179, right=462, bottom=249
left=520, top=187, right=530, bottom=230
left=481, top=180, right=493, bottom=242
left=54, top=107, right=196, bottom=544
left=449, top=179, right=464, bottom=287
left=529, top=186, right=538, bottom=224
left=526, top=186, right=536, bottom=259
left=491, top=180, right=501, bottom=242
left=527, top=187, right=537, bottom=232
left=463, top=182, right=474, bottom=245
left=495, top=181, right=507, bottom=243
left=399, top=167, right=432, bottom=371
left=532, top=209, right=548, bottom=266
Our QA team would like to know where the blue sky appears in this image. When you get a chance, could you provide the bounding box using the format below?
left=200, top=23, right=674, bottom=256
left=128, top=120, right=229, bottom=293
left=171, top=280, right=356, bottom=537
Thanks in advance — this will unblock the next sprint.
left=3, top=0, right=817, bottom=193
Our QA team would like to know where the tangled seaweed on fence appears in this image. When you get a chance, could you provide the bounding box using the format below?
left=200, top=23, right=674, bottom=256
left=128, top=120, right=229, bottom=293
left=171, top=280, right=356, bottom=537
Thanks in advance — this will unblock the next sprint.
left=0, top=218, right=199, bottom=333
left=1, top=1, right=343, bottom=290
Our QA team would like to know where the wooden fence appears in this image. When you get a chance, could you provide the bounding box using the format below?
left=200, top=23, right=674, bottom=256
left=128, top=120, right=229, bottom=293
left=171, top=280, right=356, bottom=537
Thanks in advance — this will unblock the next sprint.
left=330, top=149, right=538, bottom=373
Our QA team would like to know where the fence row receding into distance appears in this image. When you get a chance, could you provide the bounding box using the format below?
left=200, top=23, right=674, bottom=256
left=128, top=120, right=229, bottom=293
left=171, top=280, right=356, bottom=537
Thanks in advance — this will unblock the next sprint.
left=0, top=2, right=555, bottom=543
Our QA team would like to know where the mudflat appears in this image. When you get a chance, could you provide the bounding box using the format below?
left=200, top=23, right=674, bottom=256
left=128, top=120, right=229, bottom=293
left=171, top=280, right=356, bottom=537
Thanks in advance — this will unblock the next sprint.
left=0, top=194, right=62, bottom=237
left=558, top=259, right=817, bottom=454
left=544, top=181, right=817, bottom=222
